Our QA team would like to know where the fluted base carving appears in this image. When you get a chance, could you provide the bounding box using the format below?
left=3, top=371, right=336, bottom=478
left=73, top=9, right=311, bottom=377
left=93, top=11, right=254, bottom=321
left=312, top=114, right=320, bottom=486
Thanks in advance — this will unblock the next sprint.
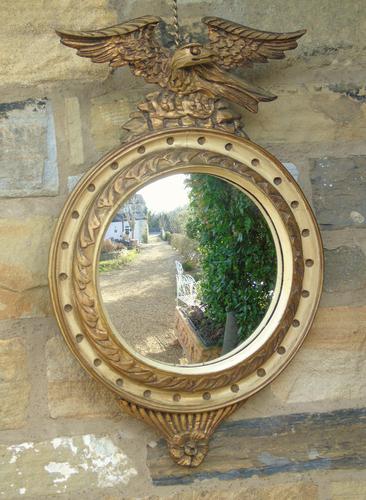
left=118, top=399, right=244, bottom=467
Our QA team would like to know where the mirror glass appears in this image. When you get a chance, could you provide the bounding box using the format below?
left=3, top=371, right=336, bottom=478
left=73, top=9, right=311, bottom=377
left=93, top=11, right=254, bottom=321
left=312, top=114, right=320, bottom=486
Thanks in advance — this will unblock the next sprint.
left=98, top=173, right=277, bottom=365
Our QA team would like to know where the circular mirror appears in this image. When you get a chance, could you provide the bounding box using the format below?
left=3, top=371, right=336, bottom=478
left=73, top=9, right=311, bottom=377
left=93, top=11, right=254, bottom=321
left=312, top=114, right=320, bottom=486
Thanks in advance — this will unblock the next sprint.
left=49, top=128, right=323, bottom=411
left=98, top=173, right=278, bottom=365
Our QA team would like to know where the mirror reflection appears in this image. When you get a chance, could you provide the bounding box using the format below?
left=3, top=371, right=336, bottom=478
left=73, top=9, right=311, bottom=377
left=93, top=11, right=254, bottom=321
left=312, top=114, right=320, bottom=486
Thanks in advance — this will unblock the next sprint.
left=98, top=174, right=277, bottom=365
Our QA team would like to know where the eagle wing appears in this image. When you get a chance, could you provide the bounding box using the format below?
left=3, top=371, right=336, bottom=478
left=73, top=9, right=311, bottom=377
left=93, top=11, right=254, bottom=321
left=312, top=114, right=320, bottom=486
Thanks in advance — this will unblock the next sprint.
left=202, top=17, right=306, bottom=70
left=56, top=16, right=170, bottom=85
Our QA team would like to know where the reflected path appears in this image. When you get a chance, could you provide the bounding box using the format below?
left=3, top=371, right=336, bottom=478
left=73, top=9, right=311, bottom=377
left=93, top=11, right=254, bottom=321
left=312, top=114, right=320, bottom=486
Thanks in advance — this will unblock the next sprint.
left=99, top=235, right=183, bottom=363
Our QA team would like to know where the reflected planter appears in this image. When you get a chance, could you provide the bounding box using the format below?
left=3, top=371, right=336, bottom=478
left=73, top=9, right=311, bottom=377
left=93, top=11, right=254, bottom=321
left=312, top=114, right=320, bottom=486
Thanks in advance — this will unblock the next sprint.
left=174, top=306, right=221, bottom=363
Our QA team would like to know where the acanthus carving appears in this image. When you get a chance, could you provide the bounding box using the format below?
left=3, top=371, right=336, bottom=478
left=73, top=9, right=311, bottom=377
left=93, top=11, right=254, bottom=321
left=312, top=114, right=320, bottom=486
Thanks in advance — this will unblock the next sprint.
left=118, top=398, right=245, bottom=467
left=72, top=147, right=304, bottom=392
left=73, top=149, right=304, bottom=391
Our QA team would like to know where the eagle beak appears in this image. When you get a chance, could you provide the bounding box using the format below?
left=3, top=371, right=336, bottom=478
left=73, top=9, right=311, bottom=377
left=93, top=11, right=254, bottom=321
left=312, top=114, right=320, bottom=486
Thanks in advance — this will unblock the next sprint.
left=171, top=51, right=188, bottom=74
left=171, top=47, right=213, bottom=73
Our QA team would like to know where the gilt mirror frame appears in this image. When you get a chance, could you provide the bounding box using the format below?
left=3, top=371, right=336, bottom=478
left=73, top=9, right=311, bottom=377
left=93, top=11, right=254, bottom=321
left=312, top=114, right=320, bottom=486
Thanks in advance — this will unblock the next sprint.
left=49, top=127, right=323, bottom=465
left=50, top=12, right=323, bottom=467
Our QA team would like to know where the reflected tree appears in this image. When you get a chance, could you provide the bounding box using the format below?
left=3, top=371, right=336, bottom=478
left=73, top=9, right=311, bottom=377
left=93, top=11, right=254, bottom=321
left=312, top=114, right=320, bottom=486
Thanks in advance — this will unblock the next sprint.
left=186, top=175, right=277, bottom=342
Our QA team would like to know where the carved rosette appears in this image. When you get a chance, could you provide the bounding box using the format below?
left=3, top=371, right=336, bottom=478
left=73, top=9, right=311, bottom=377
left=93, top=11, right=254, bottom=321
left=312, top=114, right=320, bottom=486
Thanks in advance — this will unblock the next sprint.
left=118, top=399, right=244, bottom=467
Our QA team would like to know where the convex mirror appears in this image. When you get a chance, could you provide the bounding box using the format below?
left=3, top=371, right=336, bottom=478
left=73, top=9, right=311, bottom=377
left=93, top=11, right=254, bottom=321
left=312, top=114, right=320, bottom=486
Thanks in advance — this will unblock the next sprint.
left=98, top=173, right=278, bottom=365
left=49, top=128, right=323, bottom=428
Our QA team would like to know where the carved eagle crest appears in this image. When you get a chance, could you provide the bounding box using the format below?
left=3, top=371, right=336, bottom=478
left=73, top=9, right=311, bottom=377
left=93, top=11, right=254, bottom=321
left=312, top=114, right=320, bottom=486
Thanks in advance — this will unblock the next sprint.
left=56, top=16, right=305, bottom=113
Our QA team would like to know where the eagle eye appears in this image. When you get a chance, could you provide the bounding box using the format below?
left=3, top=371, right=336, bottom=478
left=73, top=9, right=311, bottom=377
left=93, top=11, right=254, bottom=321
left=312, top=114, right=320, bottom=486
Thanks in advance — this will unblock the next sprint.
left=190, top=46, right=201, bottom=56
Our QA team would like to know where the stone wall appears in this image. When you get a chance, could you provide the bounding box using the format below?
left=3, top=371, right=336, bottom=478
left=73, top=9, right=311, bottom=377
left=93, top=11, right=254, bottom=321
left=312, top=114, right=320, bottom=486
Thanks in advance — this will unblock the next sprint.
left=0, top=1, right=365, bottom=498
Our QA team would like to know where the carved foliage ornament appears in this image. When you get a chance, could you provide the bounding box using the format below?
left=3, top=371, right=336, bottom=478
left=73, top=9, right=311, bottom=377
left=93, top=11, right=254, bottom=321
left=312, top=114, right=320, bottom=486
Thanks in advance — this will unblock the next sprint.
left=56, top=15, right=305, bottom=113
left=50, top=12, right=323, bottom=467
left=73, top=146, right=304, bottom=392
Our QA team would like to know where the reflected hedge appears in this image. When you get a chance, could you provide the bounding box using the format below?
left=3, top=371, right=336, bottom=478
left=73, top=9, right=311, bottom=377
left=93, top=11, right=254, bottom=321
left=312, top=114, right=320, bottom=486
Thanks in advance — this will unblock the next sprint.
left=186, top=174, right=277, bottom=342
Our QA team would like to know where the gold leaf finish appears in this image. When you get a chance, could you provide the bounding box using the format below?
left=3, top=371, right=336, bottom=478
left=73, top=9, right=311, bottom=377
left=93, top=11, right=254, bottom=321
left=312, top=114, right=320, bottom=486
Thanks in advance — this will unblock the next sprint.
left=49, top=127, right=323, bottom=467
left=203, top=17, right=306, bottom=69
left=72, top=147, right=303, bottom=392
left=122, top=90, right=247, bottom=140
left=118, top=399, right=244, bottom=467
left=49, top=128, right=323, bottom=411
left=56, top=16, right=305, bottom=113
left=51, top=14, right=318, bottom=467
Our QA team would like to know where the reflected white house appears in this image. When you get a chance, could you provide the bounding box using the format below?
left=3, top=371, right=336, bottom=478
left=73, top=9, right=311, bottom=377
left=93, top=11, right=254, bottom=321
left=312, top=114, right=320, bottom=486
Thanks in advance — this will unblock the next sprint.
left=104, top=194, right=148, bottom=243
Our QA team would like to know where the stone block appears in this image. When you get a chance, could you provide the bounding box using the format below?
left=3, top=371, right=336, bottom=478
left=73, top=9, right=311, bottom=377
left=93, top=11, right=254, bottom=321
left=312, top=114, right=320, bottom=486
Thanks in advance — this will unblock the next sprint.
left=0, top=338, right=30, bottom=430
left=0, top=216, right=55, bottom=319
left=0, top=433, right=137, bottom=498
left=1, top=1, right=116, bottom=35
left=0, top=99, right=58, bottom=198
left=0, top=32, right=111, bottom=87
left=67, top=174, right=82, bottom=193
left=147, top=482, right=318, bottom=500
left=148, top=407, right=366, bottom=485
left=310, top=156, right=366, bottom=229
left=330, top=479, right=366, bottom=499
left=306, top=305, right=366, bottom=352
left=65, top=97, right=84, bottom=166
left=246, top=86, right=366, bottom=145
left=271, top=347, right=366, bottom=404
left=0, top=287, right=51, bottom=321
left=46, top=336, right=120, bottom=418
left=0, top=2, right=116, bottom=86
left=270, top=305, right=366, bottom=405
left=90, top=90, right=143, bottom=151
left=324, top=246, right=366, bottom=294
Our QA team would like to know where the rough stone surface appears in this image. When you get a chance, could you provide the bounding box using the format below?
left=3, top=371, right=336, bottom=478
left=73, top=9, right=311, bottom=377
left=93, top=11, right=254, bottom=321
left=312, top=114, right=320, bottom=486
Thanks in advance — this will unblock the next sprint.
left=270, top=305, right=366, bottom=406
left=90, top=90, right=143, bottom=151
left=115, top=0, right=366, bottom=56
left=246, top=86, right=366, bottom=145
left=144, top=482, right=319, bottom=500
left=0, top=434, right=137, bottom=498
left=65, top=97, right=84, bottom=166
left=0, top=1, right=117, bottom=87
left=46, top=336, right=121, bottom=419
left=324, top=246, right=366, bottom=293
left=148, top=407, right=366, bottom=485
left=0, top=99, right=58, bottom=197
left=0, top=338, right=30, bottom=430
left=311, top=156, right=366, bottom=229
left=283, top=162, right=300, bottom=181
left=306, top=305, right=366, bottom=352
left=0, top=216, right=55, bottom=319
left=271, top=347, right=366, bottom=404
left=67, top=174, right=83, bottom=193
left=330, top=480, right=366, bottom=499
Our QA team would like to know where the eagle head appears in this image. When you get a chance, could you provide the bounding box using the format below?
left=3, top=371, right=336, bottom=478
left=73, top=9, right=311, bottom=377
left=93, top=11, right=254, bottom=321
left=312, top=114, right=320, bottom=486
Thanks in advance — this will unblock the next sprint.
left=171, top=43, right=213, bottom=74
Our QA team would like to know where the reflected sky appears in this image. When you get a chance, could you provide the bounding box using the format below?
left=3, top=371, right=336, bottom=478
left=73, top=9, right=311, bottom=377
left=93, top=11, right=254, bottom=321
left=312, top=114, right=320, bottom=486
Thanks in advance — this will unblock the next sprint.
left=138, top=174, right=190, bottom=213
